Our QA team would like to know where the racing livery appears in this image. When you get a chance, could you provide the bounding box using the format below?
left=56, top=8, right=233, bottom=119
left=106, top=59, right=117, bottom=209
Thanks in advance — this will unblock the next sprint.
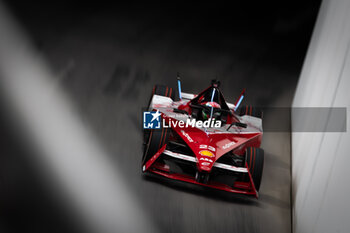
left=142, top=80, right=264, bottom=198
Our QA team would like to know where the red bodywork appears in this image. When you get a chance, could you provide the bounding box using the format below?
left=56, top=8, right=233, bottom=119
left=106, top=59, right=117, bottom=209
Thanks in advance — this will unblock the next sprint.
left=143, top=85, right=263, bottom=198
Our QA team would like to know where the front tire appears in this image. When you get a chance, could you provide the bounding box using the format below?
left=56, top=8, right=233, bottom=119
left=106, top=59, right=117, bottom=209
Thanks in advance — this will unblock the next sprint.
left=143, top=85, right=174, bottom=167
left=245, top=147, right=264, bottom=191
left=142, top=127, right=170, bottom=168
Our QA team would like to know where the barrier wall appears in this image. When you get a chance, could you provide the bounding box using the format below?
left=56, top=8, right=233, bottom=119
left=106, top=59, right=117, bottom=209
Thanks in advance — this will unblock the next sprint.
left=292, top=0, right=350, bottom=232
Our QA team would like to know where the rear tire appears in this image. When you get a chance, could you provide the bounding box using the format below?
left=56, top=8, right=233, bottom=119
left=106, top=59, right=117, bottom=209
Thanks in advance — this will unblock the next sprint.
left=147, top=85, right=175, bottom=108
left=154, top=85, right=175, bottom=99
left=245, top=147, right=264, bottom=191
left=239, top=105, right=263, bottom=119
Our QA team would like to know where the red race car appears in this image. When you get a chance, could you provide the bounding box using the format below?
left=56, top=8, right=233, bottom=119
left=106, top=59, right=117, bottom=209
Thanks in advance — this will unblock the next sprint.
left=142, top=80, right=264, bottom=198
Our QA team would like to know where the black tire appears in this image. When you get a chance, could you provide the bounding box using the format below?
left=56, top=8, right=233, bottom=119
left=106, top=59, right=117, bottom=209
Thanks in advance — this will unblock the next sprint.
left=142, top=127, right=170, bottom=168
left=147, top=85, right=175, bottom=108
left=155, top=85, right=175, bottom=99
left=239, top=105, right=263, bottom=119
left=245, top=147, right=264, bottom=191
left=143, top=84, right=174, bottom=166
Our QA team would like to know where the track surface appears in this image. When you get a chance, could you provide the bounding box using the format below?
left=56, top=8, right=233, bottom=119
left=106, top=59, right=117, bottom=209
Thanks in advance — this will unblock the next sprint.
left=1, top=3, right=320, bottom=233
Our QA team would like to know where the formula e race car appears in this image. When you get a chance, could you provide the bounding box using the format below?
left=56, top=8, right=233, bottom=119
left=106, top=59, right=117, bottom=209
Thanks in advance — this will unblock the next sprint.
left=142, top=79, right=264, bottom=198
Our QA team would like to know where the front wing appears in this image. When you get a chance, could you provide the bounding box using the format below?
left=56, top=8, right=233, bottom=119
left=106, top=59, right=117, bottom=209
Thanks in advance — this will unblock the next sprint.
left=143, top=145, right=258, bottom=198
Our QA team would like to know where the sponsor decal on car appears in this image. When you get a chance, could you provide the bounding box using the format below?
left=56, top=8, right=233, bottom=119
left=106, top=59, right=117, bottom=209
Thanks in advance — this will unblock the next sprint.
left=222, top=141, right=236, bottom=150
left=200, top=157, right=213, bottom=163
left=181, top=130, right=194, bottom=142
left=201, top=162, right=211, bottom=166
left=199, top=150, right=215, bottom=157
left=199, top=144, right=216, bottom=152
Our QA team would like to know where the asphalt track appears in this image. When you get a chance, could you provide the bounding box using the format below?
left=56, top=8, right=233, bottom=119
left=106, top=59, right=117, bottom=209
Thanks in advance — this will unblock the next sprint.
left=1, top=3, right=320, bottom=233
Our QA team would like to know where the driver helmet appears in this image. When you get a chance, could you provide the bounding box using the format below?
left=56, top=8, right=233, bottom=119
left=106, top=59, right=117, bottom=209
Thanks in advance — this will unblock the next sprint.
left=201, top=102, right=221, bottom=120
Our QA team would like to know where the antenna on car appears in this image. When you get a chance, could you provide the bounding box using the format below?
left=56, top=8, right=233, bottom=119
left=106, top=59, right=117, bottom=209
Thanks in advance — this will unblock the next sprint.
left=234, top=88, right=246, bottom=112
left=177, top=72, right=182, bottom=100
left=209, top=79, right=219, bottom=119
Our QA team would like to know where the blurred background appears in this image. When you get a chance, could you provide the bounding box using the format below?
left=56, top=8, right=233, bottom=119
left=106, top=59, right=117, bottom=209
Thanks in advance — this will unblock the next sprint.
left=0, top=1, right=324, bottom=233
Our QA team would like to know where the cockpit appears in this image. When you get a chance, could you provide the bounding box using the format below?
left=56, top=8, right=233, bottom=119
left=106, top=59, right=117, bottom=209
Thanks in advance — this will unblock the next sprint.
left=187, top=81, right=237, bottom=125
